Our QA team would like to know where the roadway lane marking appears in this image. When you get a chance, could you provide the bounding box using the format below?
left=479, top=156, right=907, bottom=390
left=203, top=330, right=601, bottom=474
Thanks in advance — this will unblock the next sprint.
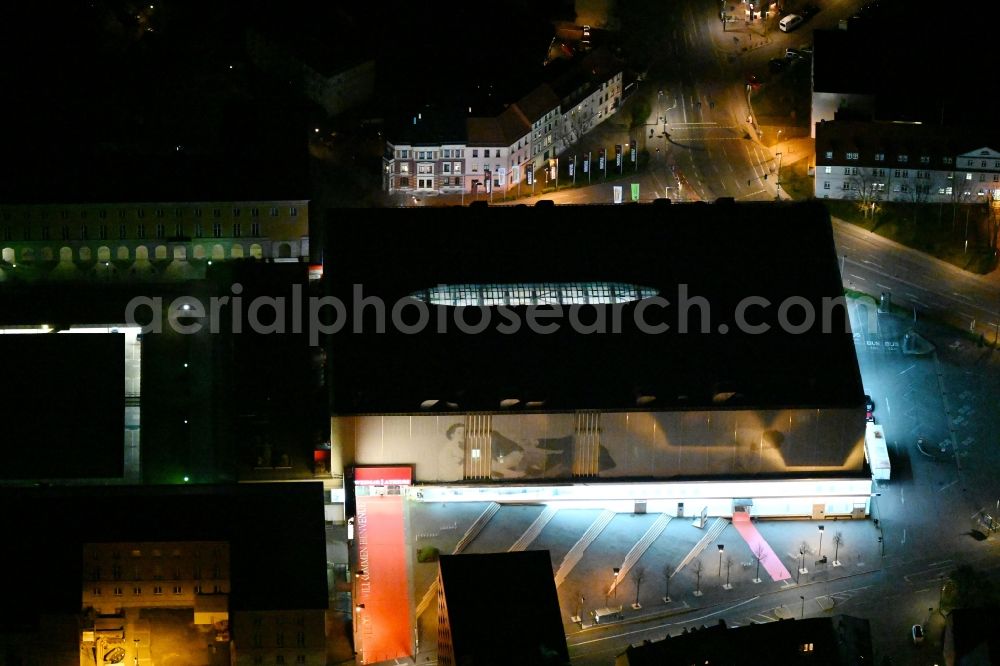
left=862, top=260, right=884, bottom=268
left=567, top=597, right=758, bottom=647
left=876, top=283, right=892, bottom=290
left=901, top=528, right=906, bottom=544
left=885, top=397, right=891, bottom=415
left=899, top=365, right=915, bottom=375
left=849, top=274, right=867, bottom=281
left=939, top=479, right=958, bottom=492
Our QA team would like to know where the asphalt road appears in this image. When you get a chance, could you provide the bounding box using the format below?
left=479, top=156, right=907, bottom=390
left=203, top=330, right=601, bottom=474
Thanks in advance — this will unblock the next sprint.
left=835, top=218, right=1000, bottom=339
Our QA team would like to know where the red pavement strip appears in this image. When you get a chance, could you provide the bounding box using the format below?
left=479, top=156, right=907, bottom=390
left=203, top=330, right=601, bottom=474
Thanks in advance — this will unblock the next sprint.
left=732, top=512, right=792, bottom=582
left=356, top=494, right=413, bottom=664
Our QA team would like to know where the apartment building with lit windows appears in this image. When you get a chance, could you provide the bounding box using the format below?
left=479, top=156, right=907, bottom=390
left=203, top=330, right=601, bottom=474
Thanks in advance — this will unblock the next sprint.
left=815, top=120, right=1000, bottom=204
left=82, top=542, right=230, bottom=615
left=382, top=49, right=623, bottom=197
left=3, top=484, right=329, bottom=666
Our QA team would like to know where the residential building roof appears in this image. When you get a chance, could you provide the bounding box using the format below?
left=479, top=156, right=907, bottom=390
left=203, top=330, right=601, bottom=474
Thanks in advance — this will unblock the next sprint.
left=438, top=551, right=569, bottom=666
left=326, top=201, right=864, bottom=414
left=815, top=120, right=1000, bottom=168
left=549, top=48, right=624, bottom=110
left=0, top=483, right=328, bottom=622
left=386, top=105, right=467, bottom=146
left=467, top=117, right=509, bottom=148
left=515, top=84, right=562, bottom=125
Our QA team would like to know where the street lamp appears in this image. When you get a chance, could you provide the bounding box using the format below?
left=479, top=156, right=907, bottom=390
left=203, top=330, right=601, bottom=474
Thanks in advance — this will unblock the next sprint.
left=717, top=544, right=725, bottom=576
left=817, top=525, right=825, bottom=559
left=613, top=567, right=620, bottom=600
left=775, top=151, right=783, bottom=200
left=800, top=595, right=805, bottom=619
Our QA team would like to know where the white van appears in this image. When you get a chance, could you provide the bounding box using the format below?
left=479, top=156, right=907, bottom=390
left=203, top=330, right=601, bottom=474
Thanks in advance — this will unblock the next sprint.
left=779, top=14, right=804, bottom=31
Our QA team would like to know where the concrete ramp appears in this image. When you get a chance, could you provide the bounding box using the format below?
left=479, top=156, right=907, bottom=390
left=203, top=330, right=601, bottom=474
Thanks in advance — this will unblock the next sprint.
left=509, top=506, right=558, bottom=552
left=554, top=510, right=615, bottom=587
left=608, top=514, right=672, bottom=594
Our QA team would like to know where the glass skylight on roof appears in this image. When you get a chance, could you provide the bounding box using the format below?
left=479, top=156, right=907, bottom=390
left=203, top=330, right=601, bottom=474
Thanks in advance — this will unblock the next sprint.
left=413, top=282, right=659, bottom=307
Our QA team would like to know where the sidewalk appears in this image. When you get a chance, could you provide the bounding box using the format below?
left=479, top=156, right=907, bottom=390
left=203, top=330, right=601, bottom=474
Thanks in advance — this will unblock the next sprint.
left=565, top=517, right=882, bottom=633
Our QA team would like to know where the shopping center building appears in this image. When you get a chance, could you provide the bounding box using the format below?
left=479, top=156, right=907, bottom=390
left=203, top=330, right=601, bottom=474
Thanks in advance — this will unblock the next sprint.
left=326, top=201, right=871, bottom=662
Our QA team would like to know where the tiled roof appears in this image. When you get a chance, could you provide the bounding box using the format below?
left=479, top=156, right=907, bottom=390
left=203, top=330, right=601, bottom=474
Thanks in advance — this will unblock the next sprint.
left=816, top=120, right=1000, bottom=166
left=514, top=84, right=561, bottom=124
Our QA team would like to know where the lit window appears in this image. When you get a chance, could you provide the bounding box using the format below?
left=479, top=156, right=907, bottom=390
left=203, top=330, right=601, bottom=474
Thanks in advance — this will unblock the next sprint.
left=846, top=152, right=858, bottom=160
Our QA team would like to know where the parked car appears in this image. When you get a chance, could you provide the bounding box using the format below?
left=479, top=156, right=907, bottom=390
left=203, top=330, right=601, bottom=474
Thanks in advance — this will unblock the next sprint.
left=865, top=394, right=875, bottom=422
left=778, top=14, right=804, bottom=31
left=785, top=48, right=807, bottom=60
left=769, top=58, right=789, bottom=73
left=911, top=624, right=924, bottom=644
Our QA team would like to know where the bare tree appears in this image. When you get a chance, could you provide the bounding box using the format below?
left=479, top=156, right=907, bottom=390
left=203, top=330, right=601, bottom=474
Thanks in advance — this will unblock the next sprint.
left=950, top=170, right=979, bottom=228
left=848, top=168, right=884, bottom=218
left=661, top=562, right=673, bottom=602
left=752, top=543, right=768, bottom=583
left=692, top=558, right=704, bottom=596
left=986, top=201, right=1000, bottom=255
left=901, top=175, right=931, bottom=225
left=832, top=532, right=844, bottom=566
left=630, top=565, right=646, bottom=609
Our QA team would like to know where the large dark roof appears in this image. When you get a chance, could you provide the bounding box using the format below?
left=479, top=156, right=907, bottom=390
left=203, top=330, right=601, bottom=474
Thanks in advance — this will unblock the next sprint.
left=327, top=201, right=863, bottom=414
left=439, top=551, right=569, bottom=666
left=813, top=15, right=995, bottom=125
left=948, top=608, right=1000, bottom=663
left=812, top=30, right=877, bottom=95
left=0, top=483, right=328, bottom=621
left=0, top=334, right=124, bottom=479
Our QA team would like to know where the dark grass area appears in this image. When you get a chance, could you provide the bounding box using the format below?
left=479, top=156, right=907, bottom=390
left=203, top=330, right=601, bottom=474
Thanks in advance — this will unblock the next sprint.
left=825, top=200, right=998, bottom=274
